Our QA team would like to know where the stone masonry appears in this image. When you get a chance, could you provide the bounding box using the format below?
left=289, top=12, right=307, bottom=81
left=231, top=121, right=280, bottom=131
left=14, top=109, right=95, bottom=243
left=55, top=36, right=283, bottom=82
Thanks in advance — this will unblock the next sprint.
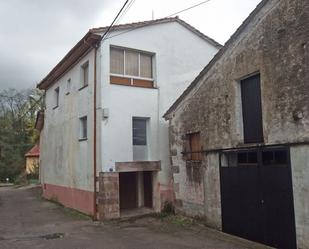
left=166, top=0, right=309, bottom=247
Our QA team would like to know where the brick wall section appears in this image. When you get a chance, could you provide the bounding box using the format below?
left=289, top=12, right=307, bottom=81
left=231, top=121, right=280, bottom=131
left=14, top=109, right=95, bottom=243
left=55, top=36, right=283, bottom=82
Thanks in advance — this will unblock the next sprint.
left=98, top=172, right=120, bottom=220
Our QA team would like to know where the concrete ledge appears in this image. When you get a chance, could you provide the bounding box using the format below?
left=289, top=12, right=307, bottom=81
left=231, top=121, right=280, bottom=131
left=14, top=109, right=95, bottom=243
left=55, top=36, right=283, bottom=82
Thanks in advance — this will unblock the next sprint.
left=115, top=161, right=161, bottom=172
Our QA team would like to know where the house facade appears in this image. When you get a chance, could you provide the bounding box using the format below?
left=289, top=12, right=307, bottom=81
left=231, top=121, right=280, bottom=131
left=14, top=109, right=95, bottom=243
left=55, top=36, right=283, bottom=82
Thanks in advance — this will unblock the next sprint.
left=37, top=17, right=220, bottom=219
left=164, top=0, right=309, bottom=248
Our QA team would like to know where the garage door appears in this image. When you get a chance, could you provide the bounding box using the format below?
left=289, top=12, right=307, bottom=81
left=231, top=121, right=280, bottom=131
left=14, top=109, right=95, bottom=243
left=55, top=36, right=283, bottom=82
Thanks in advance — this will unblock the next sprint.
left=219, top=146, right=297, bottom=249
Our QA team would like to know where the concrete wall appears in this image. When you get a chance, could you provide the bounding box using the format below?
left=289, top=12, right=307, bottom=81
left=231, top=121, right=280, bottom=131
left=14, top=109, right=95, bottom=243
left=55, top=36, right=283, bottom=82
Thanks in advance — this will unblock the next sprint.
left=167, top=0, right=309, bottom=246
left=97, top=22, right=218, bottom=205
left=291, top=145, right=309, bottom=249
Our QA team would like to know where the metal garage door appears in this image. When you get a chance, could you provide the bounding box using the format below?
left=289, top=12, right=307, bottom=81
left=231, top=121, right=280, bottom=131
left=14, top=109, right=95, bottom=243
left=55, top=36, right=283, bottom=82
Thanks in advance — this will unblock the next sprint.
left=219, top=146, right=297, bottom=248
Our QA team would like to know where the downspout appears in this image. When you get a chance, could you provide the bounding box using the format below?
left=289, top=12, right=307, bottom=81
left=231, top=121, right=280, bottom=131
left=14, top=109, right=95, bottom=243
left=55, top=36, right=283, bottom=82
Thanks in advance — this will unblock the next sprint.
left=93, top=45, right=98, bottom=220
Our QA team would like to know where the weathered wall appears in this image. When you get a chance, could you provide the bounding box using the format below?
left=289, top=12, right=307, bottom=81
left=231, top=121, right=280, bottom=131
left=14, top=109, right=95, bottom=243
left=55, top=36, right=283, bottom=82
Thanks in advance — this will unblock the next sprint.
left=40, top=49, right=96, bottom=214
left=168, top=0, right=309, bottom=243
left=290, top=145, right=309, bottom=249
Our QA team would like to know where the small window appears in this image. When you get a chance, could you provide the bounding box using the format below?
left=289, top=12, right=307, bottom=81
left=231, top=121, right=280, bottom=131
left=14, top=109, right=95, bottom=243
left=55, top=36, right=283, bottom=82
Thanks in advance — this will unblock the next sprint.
left=66, top=78, right=71, bottom=94
left=240, top=74, right=263, bottom=143
left=185, top=132, right=202, bottom=161
left=81, top=61, right=89, bottom=87
left=79, top=116, right=87, bottom=140
left=133, top=118, right=147, bottom=146
left=237, top=151, right=258, bottom=165
left=262, top=150, right=287, bottom=165
left=54, top=87, right=59, bottom=108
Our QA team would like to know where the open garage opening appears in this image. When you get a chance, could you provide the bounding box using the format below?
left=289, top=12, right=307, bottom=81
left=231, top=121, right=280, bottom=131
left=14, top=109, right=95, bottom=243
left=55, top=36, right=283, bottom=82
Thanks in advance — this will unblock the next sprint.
left=119, top=171, right=154, bottom=217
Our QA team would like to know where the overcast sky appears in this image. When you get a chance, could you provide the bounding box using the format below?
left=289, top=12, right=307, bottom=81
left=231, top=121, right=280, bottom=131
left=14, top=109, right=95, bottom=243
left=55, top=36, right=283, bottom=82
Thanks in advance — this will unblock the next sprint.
left=0, top=0, right=261, bottom=91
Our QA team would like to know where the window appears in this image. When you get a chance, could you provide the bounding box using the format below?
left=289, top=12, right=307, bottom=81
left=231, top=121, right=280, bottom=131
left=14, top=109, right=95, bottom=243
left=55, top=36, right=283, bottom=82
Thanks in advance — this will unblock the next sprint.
left=81, top=61, right=89, bottom=88
left=240, top=74, right=263, bottom=143
left=54, top=87, right=59, bottom=108
left=110, top=48, right=124, bottom=74
left=125, top=50, right=139, bottom=76
left=140, top=53, right=152, bottom=78
left=185, top=132, right=202, bottom=161
left=110, top=47, right=154, bottom=88
left=262, top=150, right=287, bottom=165
left=79, top=116, right=87, bottom=140
left=132, top=118, right=147, bottom=146
left=66, top=78, right=71, bottom=95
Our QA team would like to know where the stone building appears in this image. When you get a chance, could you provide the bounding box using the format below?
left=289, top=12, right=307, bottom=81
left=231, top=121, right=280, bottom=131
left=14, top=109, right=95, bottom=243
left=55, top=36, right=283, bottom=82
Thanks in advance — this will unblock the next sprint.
left=164, top=0, right=309, bottom=248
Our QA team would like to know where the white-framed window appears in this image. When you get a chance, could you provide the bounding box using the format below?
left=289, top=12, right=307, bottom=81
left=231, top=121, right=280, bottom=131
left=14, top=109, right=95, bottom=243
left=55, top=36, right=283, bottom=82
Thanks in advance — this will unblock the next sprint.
left=54, top=87, right=59, bottom=108
left=133, top=118, right=147, bottom=146
left=132, top=117, right=149, bottom=161
left=79, top=116, right=87, bottom=140
left=110, top=47, right=153, bottom=79
left=81, top=61, right=89, bottom=88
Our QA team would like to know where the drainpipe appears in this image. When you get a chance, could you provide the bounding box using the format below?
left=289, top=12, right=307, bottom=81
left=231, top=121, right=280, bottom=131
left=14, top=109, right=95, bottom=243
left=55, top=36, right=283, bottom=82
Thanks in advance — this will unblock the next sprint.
left=93, top=45, right=98, bottom=220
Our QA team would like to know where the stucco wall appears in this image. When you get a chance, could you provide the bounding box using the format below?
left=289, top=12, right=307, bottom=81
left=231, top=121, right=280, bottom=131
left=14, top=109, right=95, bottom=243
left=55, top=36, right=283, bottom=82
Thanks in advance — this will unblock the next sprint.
left=40, top=20, right=219, bottom=214
left=98, top=21, right=219, bottom=192
left=168, top=0, right=309, bottom=245
left=40, top=49, right=95, bottom=192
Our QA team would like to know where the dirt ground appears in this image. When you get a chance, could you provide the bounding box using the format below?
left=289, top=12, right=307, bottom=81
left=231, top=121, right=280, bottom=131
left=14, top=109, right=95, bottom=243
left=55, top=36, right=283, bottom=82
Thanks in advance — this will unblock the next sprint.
left=0, top=186, right=270, bottom=249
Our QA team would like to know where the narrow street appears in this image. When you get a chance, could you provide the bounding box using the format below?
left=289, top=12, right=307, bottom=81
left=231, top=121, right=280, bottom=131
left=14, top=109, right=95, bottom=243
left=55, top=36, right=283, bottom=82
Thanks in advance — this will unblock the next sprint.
left=0, top=186, right=269, bottom=249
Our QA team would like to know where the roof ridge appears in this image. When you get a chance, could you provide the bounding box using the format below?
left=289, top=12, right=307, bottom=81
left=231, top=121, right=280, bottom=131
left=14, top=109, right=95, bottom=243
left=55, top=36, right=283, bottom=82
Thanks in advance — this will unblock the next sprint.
left=90, top=16, right=222, bottom=48
left=90, top=16, right=179, bottom=32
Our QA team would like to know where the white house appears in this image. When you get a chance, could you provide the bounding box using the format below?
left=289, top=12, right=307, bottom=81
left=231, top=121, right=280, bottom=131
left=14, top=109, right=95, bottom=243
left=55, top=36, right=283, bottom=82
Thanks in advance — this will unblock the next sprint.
left=37, top=17, right=221, bottom=219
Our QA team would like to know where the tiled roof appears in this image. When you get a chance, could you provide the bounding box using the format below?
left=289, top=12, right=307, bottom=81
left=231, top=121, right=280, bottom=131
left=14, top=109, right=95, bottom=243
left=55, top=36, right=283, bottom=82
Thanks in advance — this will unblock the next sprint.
left=91, top=16, right=222, bottom=49
left=25, top=144, right=40, bottom=157
left=37, top=17, right=221, bottom=90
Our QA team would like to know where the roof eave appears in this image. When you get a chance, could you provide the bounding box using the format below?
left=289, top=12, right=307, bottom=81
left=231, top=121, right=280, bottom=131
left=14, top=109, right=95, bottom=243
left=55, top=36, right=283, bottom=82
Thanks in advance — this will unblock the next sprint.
left=37, top=32, right=101, bottom=90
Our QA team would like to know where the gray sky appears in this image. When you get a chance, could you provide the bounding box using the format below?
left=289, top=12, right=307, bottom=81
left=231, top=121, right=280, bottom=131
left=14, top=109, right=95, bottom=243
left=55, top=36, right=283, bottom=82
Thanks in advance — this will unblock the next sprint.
left=0, top=0, right=261, bottom=91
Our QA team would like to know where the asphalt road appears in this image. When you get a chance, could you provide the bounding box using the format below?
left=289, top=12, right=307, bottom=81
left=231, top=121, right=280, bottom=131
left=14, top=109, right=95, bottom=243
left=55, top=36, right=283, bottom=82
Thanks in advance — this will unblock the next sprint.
left=0, top=186, right=269, bottom=249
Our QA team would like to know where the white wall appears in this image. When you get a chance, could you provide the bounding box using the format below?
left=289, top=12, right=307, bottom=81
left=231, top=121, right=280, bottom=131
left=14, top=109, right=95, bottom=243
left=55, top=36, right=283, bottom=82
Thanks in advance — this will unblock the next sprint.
left=98, top=21, right=219, bottom=188
left=41, top=20, right=219, bottom=193
left=40, top=50, right=95, bottom=192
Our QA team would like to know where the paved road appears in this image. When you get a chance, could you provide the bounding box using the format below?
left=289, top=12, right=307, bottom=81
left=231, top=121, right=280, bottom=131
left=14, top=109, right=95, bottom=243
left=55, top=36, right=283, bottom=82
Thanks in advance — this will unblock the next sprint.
left=0, top=186, right=269, bottom=249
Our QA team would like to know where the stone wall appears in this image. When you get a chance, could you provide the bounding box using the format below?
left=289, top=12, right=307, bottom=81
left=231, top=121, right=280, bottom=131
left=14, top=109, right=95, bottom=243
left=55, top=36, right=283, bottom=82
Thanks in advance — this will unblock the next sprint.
left=167, top=0, right=309, bottom=246
left=98, top=172, right=120, bottom=220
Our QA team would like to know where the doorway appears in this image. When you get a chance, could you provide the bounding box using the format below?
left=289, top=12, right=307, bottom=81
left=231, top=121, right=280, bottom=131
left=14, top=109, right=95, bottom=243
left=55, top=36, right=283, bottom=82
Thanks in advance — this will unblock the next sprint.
left=119, top=171, right=153, bottom=215
left=219, top=146, right=297, bottom=249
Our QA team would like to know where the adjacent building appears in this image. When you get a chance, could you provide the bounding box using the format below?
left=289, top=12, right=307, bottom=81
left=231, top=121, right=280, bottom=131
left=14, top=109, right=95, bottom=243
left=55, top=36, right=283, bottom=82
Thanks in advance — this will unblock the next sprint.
left=25, top=144, right=40, bottom=176
left=164, top=0, right=309, bottom=248
left=37, top=17, right=221, bottom=219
